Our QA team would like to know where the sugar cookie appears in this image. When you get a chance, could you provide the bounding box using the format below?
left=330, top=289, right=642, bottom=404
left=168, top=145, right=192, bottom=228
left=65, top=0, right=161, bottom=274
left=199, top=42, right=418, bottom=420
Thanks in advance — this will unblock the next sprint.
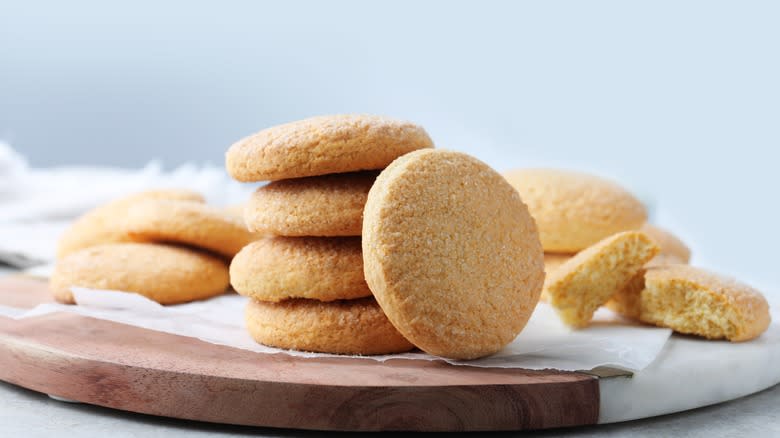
left=56, top=189, right=204, bottom=258
left=122, top=200, right=254, bottom=258
left=226, top=114, right=433, bottom=181
left=230, top=237, right=371, bottom=302
left=50, top=243, right=229, bottom=304
left=605, top=225, right=690, bottom=318
left=602, top=268, right=649, bottom=319
left=363, top=150, right=544, bottom=360
left=545, top=231, right=659, bottom=327
left=639, top=265, right=770, bottom=341
left=503, top=169, right=647, bottom=252
left=245, top=298, right=415, bottom=355
left=641, top=224, right=691, bottom=264
left=605, top=252, right=690, bottom=318
left=245, top=171, right=377, bottom=236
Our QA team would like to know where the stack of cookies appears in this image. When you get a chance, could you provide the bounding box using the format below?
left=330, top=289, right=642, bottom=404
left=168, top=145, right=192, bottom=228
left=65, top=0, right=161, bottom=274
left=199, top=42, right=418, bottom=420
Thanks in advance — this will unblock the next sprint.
left=226, top=115, right=434, bottom=355
left=50, top=189, right=255, bottom=304
left=503, top=168, right=771, bottom=341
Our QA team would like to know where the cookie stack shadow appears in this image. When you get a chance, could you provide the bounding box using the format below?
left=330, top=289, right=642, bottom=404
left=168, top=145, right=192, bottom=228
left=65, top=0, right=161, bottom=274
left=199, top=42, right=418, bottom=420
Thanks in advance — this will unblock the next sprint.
left=226, top=115, right=434, bottom=355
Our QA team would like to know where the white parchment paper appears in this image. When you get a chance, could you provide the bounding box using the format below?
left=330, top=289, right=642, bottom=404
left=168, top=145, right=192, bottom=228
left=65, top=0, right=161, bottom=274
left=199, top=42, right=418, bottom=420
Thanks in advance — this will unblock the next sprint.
left=2, top=287, right=672, bottom=372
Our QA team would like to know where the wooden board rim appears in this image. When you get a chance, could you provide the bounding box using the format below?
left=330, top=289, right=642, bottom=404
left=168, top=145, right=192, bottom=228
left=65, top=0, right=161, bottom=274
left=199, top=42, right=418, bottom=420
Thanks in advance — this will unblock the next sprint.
left=0, top=276, right=599, bottom=431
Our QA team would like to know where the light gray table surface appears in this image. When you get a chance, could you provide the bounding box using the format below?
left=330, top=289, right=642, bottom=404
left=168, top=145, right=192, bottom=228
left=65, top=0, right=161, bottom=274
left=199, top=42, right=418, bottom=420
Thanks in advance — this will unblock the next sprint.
left=1, top=267, right=778, bottom=437
left=1, top=381, right=778, bottom=437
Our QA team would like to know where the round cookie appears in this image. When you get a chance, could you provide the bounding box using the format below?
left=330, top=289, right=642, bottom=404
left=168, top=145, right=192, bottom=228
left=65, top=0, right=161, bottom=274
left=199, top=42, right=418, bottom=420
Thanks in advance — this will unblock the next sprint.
left=50, top=243, right=230, bottom=305
left=640, top=265, right=770, bottom=342
left=245, top=171, right=378, bottom=236
left=363, top=149, right=545, bottom=360
left=231, top=236, right=371, bottom=302
left=605, top=252, right=688, bottom=319
left=245, top=298, right=414, bottom=355
left=502, top=168, right=647, bottom=253
left=226, top=114, right=434, bottom=181
left=641, top=224, right=691, bottom=263
left=122, top=200, right=254, bottom=258
left=57, top=189, right=204, bottom=258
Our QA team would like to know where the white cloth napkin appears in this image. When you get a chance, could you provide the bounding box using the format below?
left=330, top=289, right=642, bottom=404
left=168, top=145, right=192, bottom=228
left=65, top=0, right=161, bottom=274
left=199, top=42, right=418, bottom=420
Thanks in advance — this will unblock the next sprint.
left=0, top=142, right=256, bottom=267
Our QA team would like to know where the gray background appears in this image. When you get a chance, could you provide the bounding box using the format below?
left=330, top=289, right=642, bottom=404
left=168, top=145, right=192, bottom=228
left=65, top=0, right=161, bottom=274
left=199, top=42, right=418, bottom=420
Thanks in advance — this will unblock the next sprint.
left=2, top=0, right=779, bottom=294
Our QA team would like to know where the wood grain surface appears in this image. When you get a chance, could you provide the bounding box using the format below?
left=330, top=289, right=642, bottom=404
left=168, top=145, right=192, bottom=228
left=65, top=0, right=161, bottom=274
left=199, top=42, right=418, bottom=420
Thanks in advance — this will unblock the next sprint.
left=0, top=276, right=599, bottom=431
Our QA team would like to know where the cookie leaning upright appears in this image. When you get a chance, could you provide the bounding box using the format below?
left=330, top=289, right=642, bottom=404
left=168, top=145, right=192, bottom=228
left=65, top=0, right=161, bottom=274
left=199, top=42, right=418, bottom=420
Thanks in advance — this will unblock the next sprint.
left=363, top=149, right=545, bottom=360
left=502, top=169, right=648, bottom=253
left=226, top=114, right=434, bottom=182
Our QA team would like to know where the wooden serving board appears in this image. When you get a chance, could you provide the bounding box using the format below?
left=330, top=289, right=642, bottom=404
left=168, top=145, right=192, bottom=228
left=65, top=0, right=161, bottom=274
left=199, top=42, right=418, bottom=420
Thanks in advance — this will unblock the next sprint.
left=0, top=276, right=599, bottom=432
